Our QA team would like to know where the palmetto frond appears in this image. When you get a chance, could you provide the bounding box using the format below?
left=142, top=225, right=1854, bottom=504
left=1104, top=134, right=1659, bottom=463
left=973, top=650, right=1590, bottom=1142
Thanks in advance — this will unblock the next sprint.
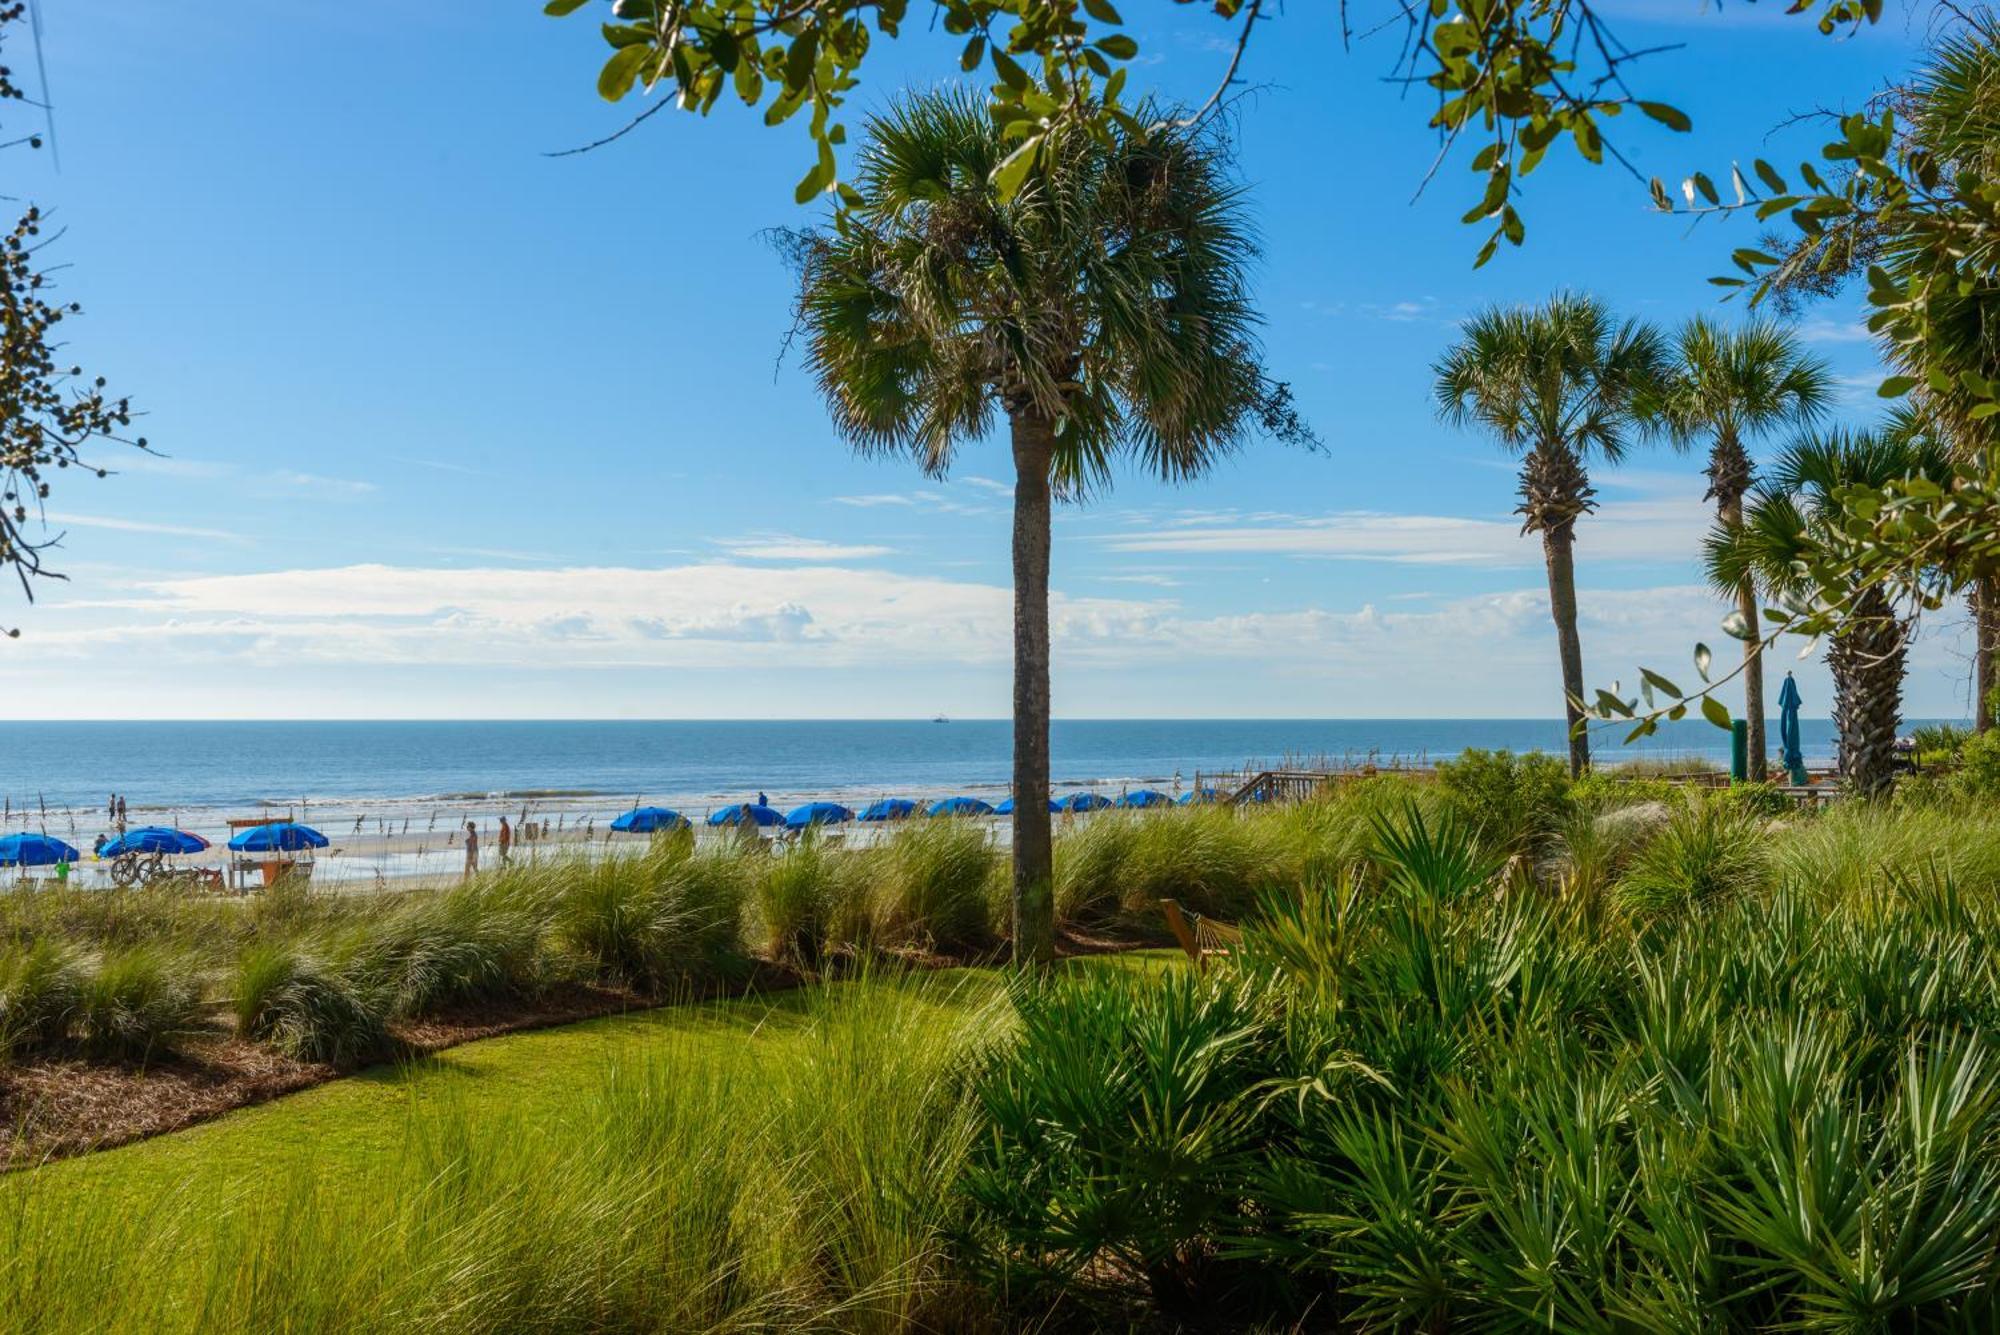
left=790, top=89, right=1301, bottom=497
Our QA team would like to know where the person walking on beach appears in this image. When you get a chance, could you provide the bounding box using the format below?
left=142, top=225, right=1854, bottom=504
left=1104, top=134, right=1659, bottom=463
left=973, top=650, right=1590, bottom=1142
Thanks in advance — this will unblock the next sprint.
left=497, top=816, right=512, bottom=865
left=114, top=795, right=127, bottom=829
left=463, top=820, right=479, bottom=879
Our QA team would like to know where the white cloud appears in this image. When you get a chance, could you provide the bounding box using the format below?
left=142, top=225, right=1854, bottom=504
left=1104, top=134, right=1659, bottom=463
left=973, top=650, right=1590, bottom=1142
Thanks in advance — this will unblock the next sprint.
left=1798, top=318, right=1875, bottom=345
left=267, top=471, right=377, bottom=497
left=961, top=476, right=1014, bottom=497
left=830, top=490, right=992, bottom=516
left=712, top=534, right=895, bottom=561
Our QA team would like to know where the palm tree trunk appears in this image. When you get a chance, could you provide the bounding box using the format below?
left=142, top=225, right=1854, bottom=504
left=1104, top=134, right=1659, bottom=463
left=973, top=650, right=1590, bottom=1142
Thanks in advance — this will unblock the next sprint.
left=1008, top=409, right=1056, bottom=967
left=1542, top=523, right=1591, bottom=777
left=1828, top=586, right=1906, bottom=799
left=1717, top=493, right=1767, bottom=781
left=1977, top=574, right=1997, bottom=733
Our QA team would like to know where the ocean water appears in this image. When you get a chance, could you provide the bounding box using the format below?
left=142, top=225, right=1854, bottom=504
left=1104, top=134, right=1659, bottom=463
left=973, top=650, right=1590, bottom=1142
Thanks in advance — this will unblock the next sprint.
left=0, top=715, right=1923, bottom=819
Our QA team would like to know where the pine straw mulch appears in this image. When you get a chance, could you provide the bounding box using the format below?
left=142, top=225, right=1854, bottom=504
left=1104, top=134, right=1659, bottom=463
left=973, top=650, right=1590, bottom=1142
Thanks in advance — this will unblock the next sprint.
left=0, top=932, right=1169, bottom=1172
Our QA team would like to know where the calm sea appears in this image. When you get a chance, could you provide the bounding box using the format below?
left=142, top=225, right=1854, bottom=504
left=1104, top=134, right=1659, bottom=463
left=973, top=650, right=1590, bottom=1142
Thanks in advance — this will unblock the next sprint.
left=0, top=716, right=1932, bottom=821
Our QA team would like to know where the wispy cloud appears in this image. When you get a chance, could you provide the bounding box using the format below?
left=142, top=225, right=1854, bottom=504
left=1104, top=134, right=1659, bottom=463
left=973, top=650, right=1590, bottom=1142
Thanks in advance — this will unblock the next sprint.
left=268, top=471, right=378, bottom=498
left=1798, top=318, right=1875, bottom=345
left=712, top=534, right=895, bottom=561
left=830, top=490, right=992, bottom=516
left=41, top=511, right=244, bottom=542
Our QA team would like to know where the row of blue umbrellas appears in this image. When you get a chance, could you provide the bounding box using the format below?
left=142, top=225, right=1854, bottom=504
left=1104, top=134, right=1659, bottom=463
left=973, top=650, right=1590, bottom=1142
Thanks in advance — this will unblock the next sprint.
left=0, top=821, right=328, bottom=868
left=610, top=787, right=1221, bottom=837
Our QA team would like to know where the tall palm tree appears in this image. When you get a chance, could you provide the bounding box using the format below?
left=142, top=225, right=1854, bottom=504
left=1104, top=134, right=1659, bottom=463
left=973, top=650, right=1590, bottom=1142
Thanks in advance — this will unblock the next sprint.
left=789, top=92, right=1303, bottom=965
left=1664, top=318, right=1831, bottom=780
left=1434, top=295, right=1668, bottom=777
left=1705, top=424, right=1953, bottom=798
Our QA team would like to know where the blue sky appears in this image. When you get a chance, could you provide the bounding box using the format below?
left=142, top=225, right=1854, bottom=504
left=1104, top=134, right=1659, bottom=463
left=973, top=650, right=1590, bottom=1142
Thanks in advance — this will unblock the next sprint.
left=2, top=1, right=1974, bottom=721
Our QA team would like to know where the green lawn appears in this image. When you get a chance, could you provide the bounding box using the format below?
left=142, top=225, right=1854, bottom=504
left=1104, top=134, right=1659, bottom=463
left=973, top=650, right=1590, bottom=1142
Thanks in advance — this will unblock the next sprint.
left=0, top=953, right=1172, bottom=1333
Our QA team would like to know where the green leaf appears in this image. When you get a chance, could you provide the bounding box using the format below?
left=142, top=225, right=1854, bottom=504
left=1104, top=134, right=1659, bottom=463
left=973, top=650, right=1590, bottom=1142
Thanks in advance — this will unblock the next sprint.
left=794, top=158, right=830, bottom=205
left=1640, top=668, right=1683, bottom=700
left=1094, top=33, right=1138, bottom=59
left=990, top=48, right=1030, bottom=91
left=1877, top=375, right=1917, bottom=398
left=1082, top=0, right=1123, bottom=21
left=1753, top=158, right=1787, bottom=192
left=597, top=43, right=654, bottom=101
left=989, top=133, right=1041, bottom=199
left=1636, top=102, right=1691, bottom=132
left=1721, top=609, right=1753, bottom=641
left=544, top=0, right=589, bottom=14
left=1700, top=694, right=1733, bottom=731
left=1694, top=642, right=1713, bottom=680
left=960, top=35, right=984, bottom=72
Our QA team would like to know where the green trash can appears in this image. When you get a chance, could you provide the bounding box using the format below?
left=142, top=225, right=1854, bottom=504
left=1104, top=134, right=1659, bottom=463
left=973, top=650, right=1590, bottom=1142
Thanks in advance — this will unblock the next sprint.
left=1730, top=719, right=1748, bottom=784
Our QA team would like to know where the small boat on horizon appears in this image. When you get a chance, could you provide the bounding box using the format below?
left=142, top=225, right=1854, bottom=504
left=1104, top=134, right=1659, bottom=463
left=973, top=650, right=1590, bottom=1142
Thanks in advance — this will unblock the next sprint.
left=931, top=715, right=949, bottom=723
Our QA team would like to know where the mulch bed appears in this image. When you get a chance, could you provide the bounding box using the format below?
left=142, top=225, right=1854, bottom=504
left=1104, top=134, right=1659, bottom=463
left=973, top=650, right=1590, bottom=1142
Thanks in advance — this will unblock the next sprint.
left=0, top=936, right=1165, bottom=1171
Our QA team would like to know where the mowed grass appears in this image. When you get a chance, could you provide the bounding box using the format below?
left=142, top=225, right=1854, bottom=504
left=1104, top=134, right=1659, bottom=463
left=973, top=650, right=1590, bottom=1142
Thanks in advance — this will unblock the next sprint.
left=0, top=962, right=1111, bottom=1334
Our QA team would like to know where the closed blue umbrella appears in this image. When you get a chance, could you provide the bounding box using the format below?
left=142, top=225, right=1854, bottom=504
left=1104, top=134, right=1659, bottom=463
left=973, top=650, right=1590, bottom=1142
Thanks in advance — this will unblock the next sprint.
left=1118, top=790, right=1171, bottom=809
left=101, top=826, right=210, bottom=858
left=227, top=822, right=329, bottom=853
left=858, top=798, right=918, bottom=822
left=610, top=807, right=689, bottom=834
left=1778, top=672, right=1806, bottom=785
left=995, top=797, right=1060, bottom=814
left=0, top=833, right=79, bottom=867
left=927, top=796, right=996, bottom=818
left=709, top=803, right=785, bottom=828
left=786, top=801, right=854, bottom=830
left=1056, top=793, right=1113, bottom=813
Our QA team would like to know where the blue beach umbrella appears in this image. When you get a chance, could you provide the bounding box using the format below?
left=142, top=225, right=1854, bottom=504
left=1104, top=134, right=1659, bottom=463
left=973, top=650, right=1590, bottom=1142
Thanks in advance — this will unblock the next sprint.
left=1118, top=790, right=1171, bottom=809
left=709, top=803, right=785, bottom=829
left=101, top=826, right=210, bottom=858
left=1056, top=793, right=1113, bottom=813
left=0, top=833, right=80, bottom=867
left=1178, top=787, right=1222, bottom=806
left=786, top=801, right=855, bottom=830
left=927, top=796, right=996, bottom=818
left=858, top=798, right=918, bottom=823
left=227, top=822, right=329, bottom=853
left=1778, top=672, right=1806, bottom=785
left=995, top=797, right=1060, bottom=814
left=610, top=807, right=689, bottom=834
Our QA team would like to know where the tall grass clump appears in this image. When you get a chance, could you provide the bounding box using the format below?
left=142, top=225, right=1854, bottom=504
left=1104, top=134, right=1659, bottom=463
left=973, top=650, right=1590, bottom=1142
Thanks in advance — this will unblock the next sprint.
left=1050, top=813, right=1143, bottom=925
left=872, top=819, right=999, bottom=952
left=350, top=881, right=546, bottom=1018
left=1433, top=747, right=1572, bottom=858
left=232, top=943, right=388, bottom=1066
left=1616, top=795, right=1772, bottom=912
left=0, top=940, right=80, bottom=1056
left=753, top=835, right=862, bottom=966
left=72, top=947, right=202, bottom=1061
left=554, top=844, right=751, bottom=992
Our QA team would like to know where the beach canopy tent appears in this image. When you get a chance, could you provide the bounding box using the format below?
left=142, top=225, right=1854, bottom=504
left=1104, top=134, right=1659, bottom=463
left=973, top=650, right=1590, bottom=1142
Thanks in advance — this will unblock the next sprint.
left=1056, top=793, right=1113, bottom=813
left=101, top=826, right=210, bottom=858
left=0, top=833, right=80, bottom=867
left=709, top=803, right=786, bottom=829
left=610, top=807, right=689, bottom=834
left=1118, top=790, right=1172, bottom=809
left=227, top=822, right=329, bottom=853
left=1179, top=787, right=1222, bottom=805
left=928, top=796, right=996, bottom=818
left=995, top=797, right=1060, bottom=814
left=785, top=801, right=855, bottom=830
left=858, top=798, right=918, bottom=822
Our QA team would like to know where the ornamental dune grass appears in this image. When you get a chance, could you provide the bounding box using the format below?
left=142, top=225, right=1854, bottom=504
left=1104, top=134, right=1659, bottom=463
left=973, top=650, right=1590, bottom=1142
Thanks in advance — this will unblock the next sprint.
left=547, top=842, right=753, bottom=992
left=870, top=819, right=1001, bottom=953
left=72, top=946, right=203, bottom=1061
left=0, top=972, right=1006, bottom=1335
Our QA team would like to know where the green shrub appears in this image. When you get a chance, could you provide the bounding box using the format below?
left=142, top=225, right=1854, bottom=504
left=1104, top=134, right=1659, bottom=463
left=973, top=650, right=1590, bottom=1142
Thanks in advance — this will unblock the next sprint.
left=1716, top=779, right=1796, bottom=820
left=1433, top=748, right=1572, bottom=857
left=1567, top=771, right=1682, bottom=812
left=73, top=947, right=203, bottom=1060
left=1616, top=797, right=1772, bottom=912
left=0, top=940, right=80, bottom=1055
left=1956, top=727, right=2000, bottom=798
left=873, top=820, right=999, bottom=952
left=233, top=943, right=389, bottom=1066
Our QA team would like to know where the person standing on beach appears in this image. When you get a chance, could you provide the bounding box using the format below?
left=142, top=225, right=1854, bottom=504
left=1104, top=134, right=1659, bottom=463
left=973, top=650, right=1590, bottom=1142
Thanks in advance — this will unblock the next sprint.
left=463, top=820, right=479, bottom=879
left=114, top=795, right=126, bottom=829
left=497, top=816, right=512, bottom=865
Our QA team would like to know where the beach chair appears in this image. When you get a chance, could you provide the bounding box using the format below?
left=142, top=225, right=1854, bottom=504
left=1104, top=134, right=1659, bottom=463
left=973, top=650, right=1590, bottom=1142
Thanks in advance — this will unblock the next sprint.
left=1159, top=898, right=1241, bottom=972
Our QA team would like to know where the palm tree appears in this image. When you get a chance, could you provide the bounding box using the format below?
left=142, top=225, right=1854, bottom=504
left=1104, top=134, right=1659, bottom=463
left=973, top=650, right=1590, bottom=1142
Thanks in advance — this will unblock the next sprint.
left=1434, top=295, right=1668, bottom=777
left=789, top=92, right=1304, bottom=965
left=1664, top=318, right=1831, bottom=780
left=1705, top=424, right=1953, bottom=797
